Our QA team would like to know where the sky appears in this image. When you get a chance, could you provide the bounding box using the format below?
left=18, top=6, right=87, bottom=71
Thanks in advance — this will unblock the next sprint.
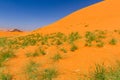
left=0, top=0, right=102, bottom=31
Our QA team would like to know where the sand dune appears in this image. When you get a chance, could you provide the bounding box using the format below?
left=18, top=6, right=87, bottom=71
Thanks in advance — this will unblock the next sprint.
left=34, top=0, right=120, bottom=34
left=1, top=0, right=120, bottom=80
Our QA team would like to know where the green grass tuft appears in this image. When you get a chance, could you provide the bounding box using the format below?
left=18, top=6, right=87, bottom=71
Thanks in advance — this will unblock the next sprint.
left=41, top=68, right=58, bottom=80
left=109, top=38, right=117, bottom=45
left=0, top=73, right=12, bottom=80
left=52, top=53, right=62, bottom=62
left=25, top=61, right=40, bottom=80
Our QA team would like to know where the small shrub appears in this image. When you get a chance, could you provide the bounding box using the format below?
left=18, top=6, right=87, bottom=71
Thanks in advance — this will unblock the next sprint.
left=85, top=31, right=96, bottom=47
left=0, top=73, right=12, bottom=80
left=39, top=49, right=46, bottom=55
left=70, top=44, right=78, bottom=52
left=26, top=51, right=40, bottom=57
left=25, top=61, right=40, bottom=80
left=85, top=42, right=92, bottom=47
left=96, top=41, right=105, bottom=47
left=52, top=53, right=62, bottom=62
left=68, top=32, right=81, bottom=44
left=41, top=36, right=48, bottom=45
left=90, top=64, right=106, bottom=80
left=60, top=48, right=67, bottom=53
left=0, top=49, right=15, bottom=66
left=85, top=31, right=96, bottom=43
left=56, top=39, right=63, bottom=45
left=41, top=68, right=58, bottom=80
left=0, top=37, right=7, bottom=47
left=109, top=38, right=117, bottom=45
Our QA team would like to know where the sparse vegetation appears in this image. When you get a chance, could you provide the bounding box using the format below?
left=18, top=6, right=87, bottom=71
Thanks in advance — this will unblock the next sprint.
left=90, top=64, right=106, bottom=80
left=1, top=30, right=120, bottom=80
left=96, top=41, right=105, bottom=47
left=68, top=32, right=81, bottom=44
left=39, top=49, right=46, bottom=55
left=0, top=37, right=7, bottom=47
left=85, top=31, right=96, bottom=47
left=60, top=48, right=67, bottom=53
left=25, top=61, right=40, bottom=80
left=41, top=68, right=58, bottom=80
left=52, top=53, right=62, bottom=62
left=85, top=30, right=106, bottom=47
left=0, top=49, right=15, bottom=66
left=70, top=44, right=78, bottom=52
left=26, top=51, right=40, bottom=57
left=79, top=62, right=120, bottom=80
left=0, top=73, right=12, bottom=80
left=109, top=38, right=117, bottom=45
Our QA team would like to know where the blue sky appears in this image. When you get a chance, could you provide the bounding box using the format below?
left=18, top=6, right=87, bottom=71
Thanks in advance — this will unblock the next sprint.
left=0, top=0, right=102, bottom=30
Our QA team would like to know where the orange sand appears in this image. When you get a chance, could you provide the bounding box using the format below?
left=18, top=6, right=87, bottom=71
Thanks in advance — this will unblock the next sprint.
left=0, top=31, right=29, bottom=37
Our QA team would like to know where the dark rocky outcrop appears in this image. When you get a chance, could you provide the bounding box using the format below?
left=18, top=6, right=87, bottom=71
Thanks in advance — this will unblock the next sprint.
left=10, top=29, right=23, bottom=32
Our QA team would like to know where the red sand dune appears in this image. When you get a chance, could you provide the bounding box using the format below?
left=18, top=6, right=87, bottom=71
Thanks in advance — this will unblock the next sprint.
left=1, top=0, right=120, bottom=80
left=34, top=0, right=120, bottom=34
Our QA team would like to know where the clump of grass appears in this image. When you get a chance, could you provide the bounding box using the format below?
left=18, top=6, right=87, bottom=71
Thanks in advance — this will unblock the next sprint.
left=85, top=30, right=106, bottom=47
left=90, top=64, right=106, bottom=80
left=26, top=49, right=46, bottom=57
left=39, top=49, right=46, bottom=55
left=70, top=44, right=78, bottom=52
left=55, top=39, right=63, bottom=45
left=85, top=31, right=96, bottom=47
left=25, top=61, right=40, bottom=80
left=0, top=49, right=15, bottom=66
left=26, top=51, right=40, bottom=57
left=109, top=38, right=117, bottom=45
left=79, top=61, right=120, bottom=80
left=105, top=61, right=120, bottom=80
left=41, top=68, right=58, bottom=80
left=0, top=73, right=12, bottom=80
left=68, top=32, right=81, bottom=44
left=41, top=36, right=49, bottom=45
left=60, top=48, right=67, bottom=53
left=0, top=37, right=7, bottom=47
left=96, top=41, right=105, bottom=48
left=52, top=53, right=62, bottom=62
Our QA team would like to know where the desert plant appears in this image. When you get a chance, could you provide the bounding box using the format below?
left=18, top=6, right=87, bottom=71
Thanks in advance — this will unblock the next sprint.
left=0, top=73, right=12, bottom=80
left=0, top=37, right=7, bottom=47
left=70, top=44, right=78, bottom=52
left=55, top=39, right=63, bottom=45
left=52, top=53, right=62, bottom=62
left=25, top=61, right=40, bottom=80
left=26, top=51, right=40, bottom=57
left=39, top=49, right=46, bottom=55
left=90, top=64, right=106, bottom=80
left=0, top=49, right=15, bottom=66
left=85, top=31, right=96, bottom=43
left=41, top=36, right=49, bottom=45
left=68, top=32, right=81, bottom=44
left=41, top=68, right=58, bottom=80
left=96, top=41, right=105, bottom=47
left=60, top=48, right=67, bottom=53
left=109, top=38, right=117, bottom=45
left=80, top=62, right=120, bottom=80
left=105, top=61, right=120, bottom=80
left=85, top=31, right=96, bottom=47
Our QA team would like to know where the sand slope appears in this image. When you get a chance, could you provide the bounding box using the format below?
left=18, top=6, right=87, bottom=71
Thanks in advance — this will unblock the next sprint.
left=34, top=0, right=120, bottom=34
